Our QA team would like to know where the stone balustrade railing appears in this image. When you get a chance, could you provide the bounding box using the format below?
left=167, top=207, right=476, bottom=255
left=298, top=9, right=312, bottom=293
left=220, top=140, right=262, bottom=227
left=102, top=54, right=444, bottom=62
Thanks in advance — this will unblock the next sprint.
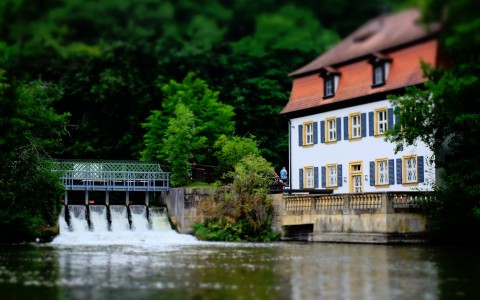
left=350, top=194, right=382, bottom=209
left=316, top=195, right=344, bottom=211
left=283, top=192, right=432, bottom=214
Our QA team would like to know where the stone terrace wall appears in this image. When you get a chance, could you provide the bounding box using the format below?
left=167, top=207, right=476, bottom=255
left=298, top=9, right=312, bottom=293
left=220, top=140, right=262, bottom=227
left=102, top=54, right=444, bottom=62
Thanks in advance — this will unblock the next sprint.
left=166, top=188, right=227, bottom=234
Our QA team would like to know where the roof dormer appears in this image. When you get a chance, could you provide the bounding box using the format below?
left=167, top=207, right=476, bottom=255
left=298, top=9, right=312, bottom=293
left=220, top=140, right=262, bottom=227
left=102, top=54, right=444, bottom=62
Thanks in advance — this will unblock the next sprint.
left=319, top=67, right=341, bottom=99
left=369, top=53, right=392, bottom=88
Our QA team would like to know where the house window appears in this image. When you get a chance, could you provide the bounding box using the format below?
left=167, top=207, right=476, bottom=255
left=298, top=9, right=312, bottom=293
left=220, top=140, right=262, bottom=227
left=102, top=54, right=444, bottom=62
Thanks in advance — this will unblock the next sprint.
left=320, top=67, right=340, bottom=99
left=304, top=122, right=313, bottom=145
left=327, top=164, right=337, bottom=187
left=305, top=167, right=314, bottom=188
left=375, top=108, right=388, bottom=135
left=404, top=156, right=417, bottom=183
left=369, top=55, right=391, bottom=87
left=373, top=64, right=385, bottom=86
left=326, top=118, right=336, bottom=142
left=349, top=162, right=363, bottom=193
left=324, top=77, right=334, bottom=98
left=376, top=159, right=388, bottom=185
left=350, top=113, right=361, bottom=139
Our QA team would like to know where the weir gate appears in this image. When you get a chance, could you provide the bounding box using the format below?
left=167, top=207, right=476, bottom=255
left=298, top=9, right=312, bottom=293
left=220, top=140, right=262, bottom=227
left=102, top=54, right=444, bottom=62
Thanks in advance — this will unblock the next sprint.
left=53, top=160, right=170, bottom=206
left=53, top=160, right=170, bottom=231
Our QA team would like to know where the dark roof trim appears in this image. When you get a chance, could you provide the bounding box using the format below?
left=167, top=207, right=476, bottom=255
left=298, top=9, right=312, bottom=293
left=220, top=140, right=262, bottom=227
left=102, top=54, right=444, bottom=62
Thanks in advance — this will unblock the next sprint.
left=319, top=66, right=341, bottom=77
left=280, top=84, right=425, bottom=118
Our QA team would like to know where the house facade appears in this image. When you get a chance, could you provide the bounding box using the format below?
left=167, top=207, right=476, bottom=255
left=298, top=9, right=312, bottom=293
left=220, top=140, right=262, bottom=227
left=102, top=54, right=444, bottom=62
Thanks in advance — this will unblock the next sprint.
left=281, top=9, right=441, bottom=193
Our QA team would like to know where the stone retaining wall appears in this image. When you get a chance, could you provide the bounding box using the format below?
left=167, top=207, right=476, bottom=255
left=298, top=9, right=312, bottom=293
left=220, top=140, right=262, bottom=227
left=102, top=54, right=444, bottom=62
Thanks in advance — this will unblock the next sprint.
left=165, top=187, right=226, bottom=233
left=279, top=192, right=429, bottom=243
left=166, top=188, right=429, bottom=243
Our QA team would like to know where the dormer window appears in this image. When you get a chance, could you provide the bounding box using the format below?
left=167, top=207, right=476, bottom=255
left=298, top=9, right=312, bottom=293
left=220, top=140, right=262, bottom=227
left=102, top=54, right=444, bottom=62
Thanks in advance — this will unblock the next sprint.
left=369, top=53, right=392, bottom=88
left=320, top=67, right=340, bottom=99
left=325, top=77, right=334, bottom=97
left=373, top=64, right=385, bottom=85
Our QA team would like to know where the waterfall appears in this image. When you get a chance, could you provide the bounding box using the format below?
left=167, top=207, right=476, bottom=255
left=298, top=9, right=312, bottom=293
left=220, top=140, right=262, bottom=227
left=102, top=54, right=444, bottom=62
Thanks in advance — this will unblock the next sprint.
left=109, top=205, right=130, bottom=231
left=59, top=206, right=69, bottom=232
left=129, top=205, right=149, bottom=231
left=89, top=205, right=108, bottom=232
left=53, top=205, right=200, bottom=246
left=68, top=205, right=89, bottom=232
left=149, top=207, right=171, bottom=231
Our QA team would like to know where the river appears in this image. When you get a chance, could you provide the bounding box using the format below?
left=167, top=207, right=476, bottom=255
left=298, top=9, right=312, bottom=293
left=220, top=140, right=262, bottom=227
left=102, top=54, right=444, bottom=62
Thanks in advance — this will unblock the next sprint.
left=0, top=208, right=479, bottom=300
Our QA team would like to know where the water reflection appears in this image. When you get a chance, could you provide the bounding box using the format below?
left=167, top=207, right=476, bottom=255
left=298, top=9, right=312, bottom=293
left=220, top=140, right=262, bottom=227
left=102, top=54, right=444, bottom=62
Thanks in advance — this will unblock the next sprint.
left=1, top=243, right=480, bottom=299
left=273, top=244, right=439, bottom=300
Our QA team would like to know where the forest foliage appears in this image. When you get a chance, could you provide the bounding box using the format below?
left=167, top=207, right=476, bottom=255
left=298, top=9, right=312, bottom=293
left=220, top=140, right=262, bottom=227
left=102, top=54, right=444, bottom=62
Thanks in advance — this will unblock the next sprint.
left=0, top=0, right=402, bottom=166
left=0, top=80, right=68, bottom=241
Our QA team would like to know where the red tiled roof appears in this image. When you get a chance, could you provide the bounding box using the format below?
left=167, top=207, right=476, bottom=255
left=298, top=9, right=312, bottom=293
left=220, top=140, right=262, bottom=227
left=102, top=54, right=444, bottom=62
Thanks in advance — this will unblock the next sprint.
left=289, top=9, right=440, bottom=77
left=281, top=8, right=440, bottom=115
left=281, top=39, right=438, bottom=114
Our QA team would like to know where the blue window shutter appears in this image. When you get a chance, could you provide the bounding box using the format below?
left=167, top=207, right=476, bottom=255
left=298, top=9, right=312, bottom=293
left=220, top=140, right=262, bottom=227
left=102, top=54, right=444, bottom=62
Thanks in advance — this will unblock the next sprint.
left=369, top=111, right=374, bottom=136
left=369, top=161, right=375, bottom=186
left=314, top=167, right=319, bottom=188
left=389, top=159, right=395, bottom=185
left=418, top=156, right=424, bottom=183
left=361, top=113, right=367, bottom=137
left=313, top=122, right=318, bottom=144
left=298, top=125, right=303, bottom=146
left=343, top=116, right=349, bottom=140
left=299, top=169, right=304, bottom=189
left=321, top=166, right=326, bottom=188
left=396, top=158, right=403, bottom=184
left=336, top=117, right=342, bottom=141
left=320, top=121, right=325, bottom=143
left=337, top=164, right=343, bottom=187
left=388, top=108, right=394, bottom=130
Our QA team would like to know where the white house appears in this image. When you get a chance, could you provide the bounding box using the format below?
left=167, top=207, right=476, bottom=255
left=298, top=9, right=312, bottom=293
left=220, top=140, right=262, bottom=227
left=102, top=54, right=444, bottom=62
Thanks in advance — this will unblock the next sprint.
left=280, top=9, right=441, bottom=193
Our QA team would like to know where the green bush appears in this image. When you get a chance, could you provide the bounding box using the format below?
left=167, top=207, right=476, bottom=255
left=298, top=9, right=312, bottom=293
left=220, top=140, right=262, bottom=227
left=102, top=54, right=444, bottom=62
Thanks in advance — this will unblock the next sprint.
left=192, top=154, right=280, bottom=242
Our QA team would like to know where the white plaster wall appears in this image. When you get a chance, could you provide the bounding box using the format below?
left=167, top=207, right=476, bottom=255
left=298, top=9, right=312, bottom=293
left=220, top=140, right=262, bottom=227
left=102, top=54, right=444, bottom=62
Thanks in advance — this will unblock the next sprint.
left=289, top=99, right=435, bottom=192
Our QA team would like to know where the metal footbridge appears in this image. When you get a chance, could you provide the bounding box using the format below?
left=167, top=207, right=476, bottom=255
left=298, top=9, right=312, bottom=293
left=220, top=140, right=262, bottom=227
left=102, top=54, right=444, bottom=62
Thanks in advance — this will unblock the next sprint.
left=53, top=160, right=170, bottom=205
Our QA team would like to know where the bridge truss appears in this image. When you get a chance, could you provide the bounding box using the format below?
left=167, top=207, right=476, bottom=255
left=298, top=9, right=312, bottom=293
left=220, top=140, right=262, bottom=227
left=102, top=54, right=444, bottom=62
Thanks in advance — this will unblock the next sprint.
left=52, top=159, right=170, bottom=192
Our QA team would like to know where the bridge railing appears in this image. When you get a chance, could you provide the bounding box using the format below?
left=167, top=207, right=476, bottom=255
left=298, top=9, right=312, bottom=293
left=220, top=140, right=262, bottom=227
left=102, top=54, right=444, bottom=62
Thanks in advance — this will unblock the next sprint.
left=57, top=170, right=170, bottom=192
left=52, top=160, right=170, bottom=192
left=53, top=159, right=163, bottom=173
left=283, top=192, right=433, bottom=214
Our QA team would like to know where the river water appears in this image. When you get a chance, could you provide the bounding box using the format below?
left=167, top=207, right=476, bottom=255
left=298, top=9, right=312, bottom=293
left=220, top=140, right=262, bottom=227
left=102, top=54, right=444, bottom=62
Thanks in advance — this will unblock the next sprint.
left=1, top=208, right=479, bottom=300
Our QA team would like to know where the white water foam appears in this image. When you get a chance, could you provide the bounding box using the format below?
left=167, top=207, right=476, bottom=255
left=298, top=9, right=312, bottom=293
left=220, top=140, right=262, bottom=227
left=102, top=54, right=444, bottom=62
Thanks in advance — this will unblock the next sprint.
left=110, top=205, right=130, bottom=231
left=51, top=205, right=201, bottom=247
left=68, top=205, right=89, bottom=232
left=59, top=207, right=69, bottom=232
left=89, top=205, right=108, bottom=232
left=130, top=205, right=149, bottom=231
left=150, top=207, right=171, bottom=231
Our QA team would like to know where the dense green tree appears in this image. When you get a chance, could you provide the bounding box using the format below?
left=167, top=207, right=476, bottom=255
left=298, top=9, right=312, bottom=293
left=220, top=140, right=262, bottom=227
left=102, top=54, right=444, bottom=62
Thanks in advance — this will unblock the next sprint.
left=0, top=79, right=68, bottom=242
left=213, top=134, right=260, bottom=180
left=160, top=102, right=206, bottom=186
left=231, top=4, right=339, bottom=56
left=142, top=72, right=234, bottom=164
left=219, top=4, right=340, bottom=167
left=387, top=0, right=480, bottom=242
